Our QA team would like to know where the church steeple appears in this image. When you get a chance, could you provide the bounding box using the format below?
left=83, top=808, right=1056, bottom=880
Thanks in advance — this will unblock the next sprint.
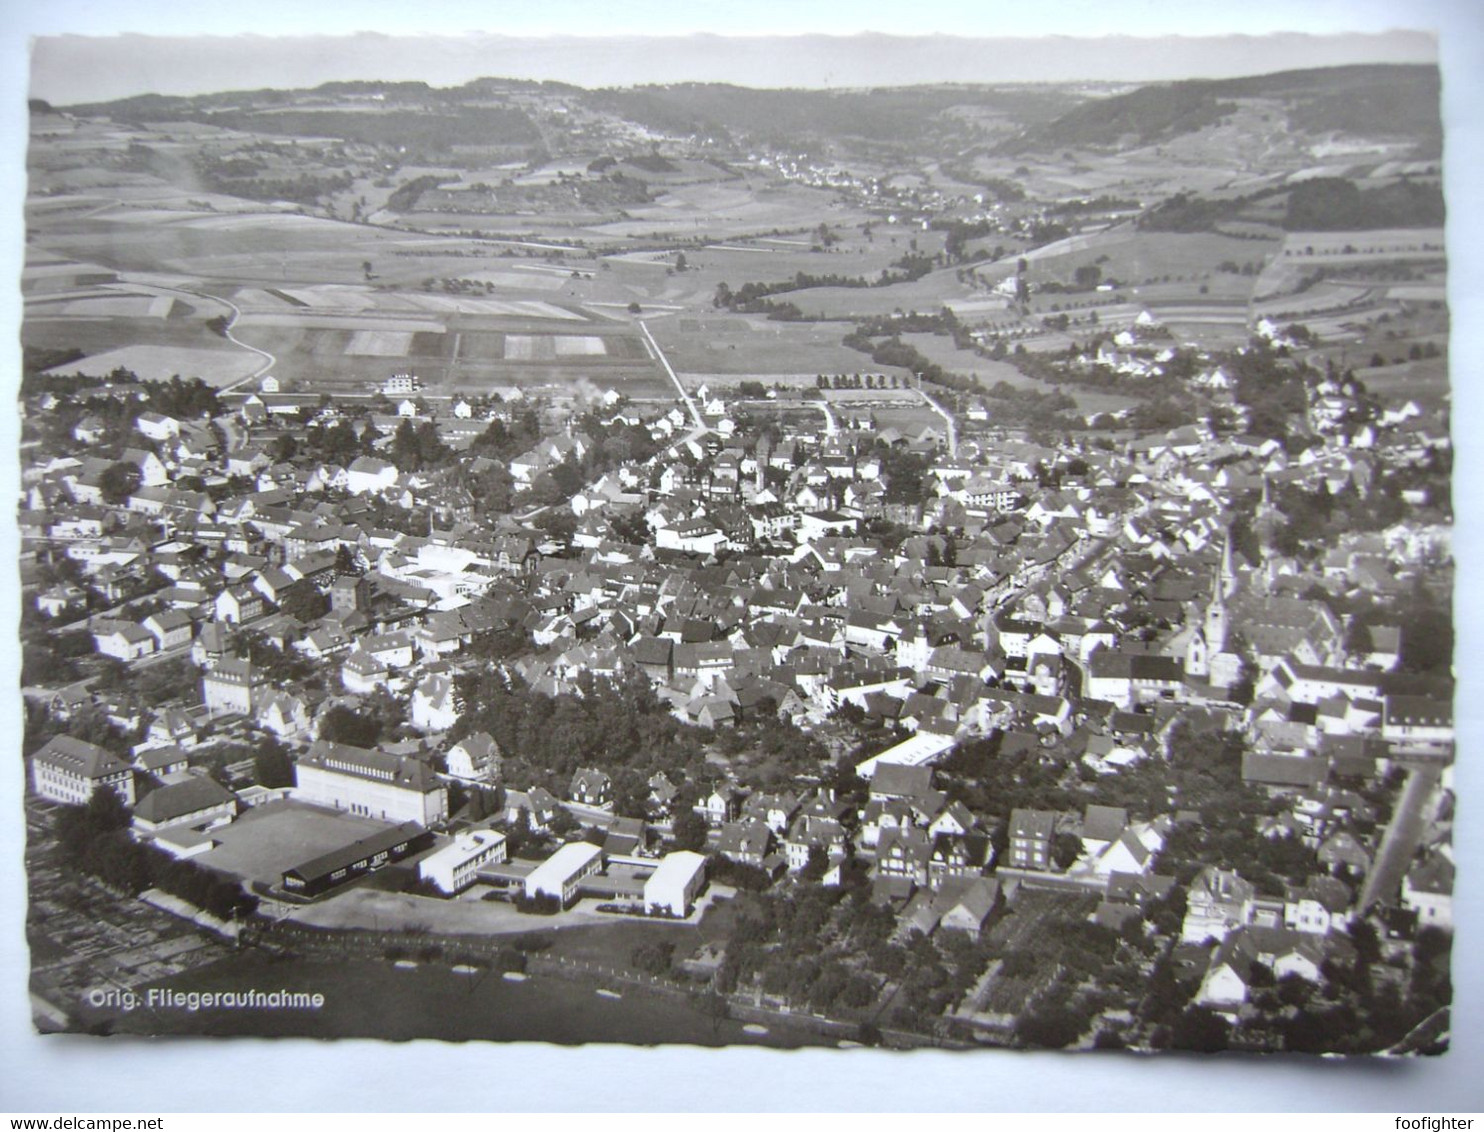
left=1205, top=584, right=1228, bottom=656
left=1219, top=525, right=1236, bottom=599
left=1205, top=535, right=1230, bottom=655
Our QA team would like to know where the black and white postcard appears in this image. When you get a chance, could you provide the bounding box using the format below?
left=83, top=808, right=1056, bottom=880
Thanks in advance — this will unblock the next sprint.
left=12, top=7, right=1468, bottom=1086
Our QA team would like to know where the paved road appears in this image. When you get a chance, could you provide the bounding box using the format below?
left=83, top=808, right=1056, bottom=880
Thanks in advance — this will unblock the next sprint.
left=916, top=387, right=957, bottom=456
left=1360, top=764, right=1442, bottom=911
left=145, top=282, right=276, bottom=390
left=638, top=319, right=708, bottom=444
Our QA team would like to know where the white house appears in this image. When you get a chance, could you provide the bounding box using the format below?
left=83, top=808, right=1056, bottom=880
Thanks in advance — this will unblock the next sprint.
left=31, top=736, right=136, bottom=807
left=340, top=649, right=391, bottom=696
left=418, top=828, right=508, bottom=894
left=524, top=842, right=603, bottom=908
left=93, top=621, right=158, bottom=662
left=345, top=456, right=400, bottom=496
left=1182, top=866, right=1256, bottom=944
left=445, top=732, right=501, bottom=783
left=201, top=658, right=264, bottom=717
left=411, top=673, right=460, bottom=733
left=1402, top=851, right=1454, bottom=930
left=643, top=850, right=708, bottom=918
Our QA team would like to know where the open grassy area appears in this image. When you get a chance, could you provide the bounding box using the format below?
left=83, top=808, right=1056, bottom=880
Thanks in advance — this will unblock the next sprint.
left=1021, top=228, right=1280, bottom=295
left=653, top=315, right=892, bottom=379
left=900, top=332, right=1142, bottom=415
left=1353, top=356, right=1450, bottom=411
left=541, top=918, right=700, bottom=969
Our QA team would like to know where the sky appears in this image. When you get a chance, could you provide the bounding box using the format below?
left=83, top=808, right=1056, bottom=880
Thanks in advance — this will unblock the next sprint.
left=3, top=0, right=1484, bottom=1116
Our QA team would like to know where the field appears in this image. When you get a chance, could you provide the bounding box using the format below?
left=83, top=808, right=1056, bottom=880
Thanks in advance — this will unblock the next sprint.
left=231, top=312, right=665, bottom=396
left=1354, top=357, right=1450, bottom=411
left=900, top=333, right=1142, bottom=416
left=24, top=274, right=271, bottom=386
left=25, top=100, right=1449, bottom=415
left=653, top=314, right=893, bottom=380
left=42, top=344, right=262, bottom=384
left=1016, top=228, right=1281, bottom=297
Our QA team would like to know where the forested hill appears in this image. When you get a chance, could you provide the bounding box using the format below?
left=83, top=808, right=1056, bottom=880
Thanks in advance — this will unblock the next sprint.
left=999, top=63, right=1440, bottom=155
left=64, top=79, right=1083, bottom=158
left=584, top=84, right=1080, bottom=150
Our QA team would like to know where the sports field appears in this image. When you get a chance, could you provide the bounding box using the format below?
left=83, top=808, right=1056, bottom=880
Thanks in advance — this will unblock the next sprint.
left=195, top=800, right=400, bottom=889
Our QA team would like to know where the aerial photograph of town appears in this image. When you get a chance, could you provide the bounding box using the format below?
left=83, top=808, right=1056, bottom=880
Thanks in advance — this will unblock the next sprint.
left=15, top=22, right=1457, bottom=1062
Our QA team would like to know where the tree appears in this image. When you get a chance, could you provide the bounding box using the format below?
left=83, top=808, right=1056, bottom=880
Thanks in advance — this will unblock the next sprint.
left=549, top=807, right=580, bottom=838
left=692, top=990, right=730, bottom=1036
left=1015, top=991, right=1091, bottom=1049
left=1172, top=1006, right=1231, bottom=1052
left=506, top=807, right=534, bottom=858
left=318, top=704, right=380, bottom=747
left=675, top=251, right=688, bottom=272
left=631, top=940, right=675, bottom=976
left=100, top=461, right=142, bottom=505
left=252, top=738, right=295, bottom=788
left=277, top=579, right=330, bottom=623
left=1051, top=831, right=1083, bottom=871
left=672, top=810, right=708, bottom=852
left=334, top=544, right=363, bottom=576
left=800, top=844, right=830, bottom=882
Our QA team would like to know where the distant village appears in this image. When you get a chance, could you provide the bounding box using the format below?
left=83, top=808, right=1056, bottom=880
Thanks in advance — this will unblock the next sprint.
left=19, top=317, right=1455, bottom=1050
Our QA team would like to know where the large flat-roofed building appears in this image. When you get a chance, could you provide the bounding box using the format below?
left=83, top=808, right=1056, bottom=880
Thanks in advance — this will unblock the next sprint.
left=294, top=741, right=448, bottom=827
left=281, top=821, right=433, bottom=898
left=30, top=736, right=136, bottom=807
left=643, top=850, right=708, bottom=918
left=418, top=828, right=508, bottom=894
left=524, top=842, right=603, bottom=908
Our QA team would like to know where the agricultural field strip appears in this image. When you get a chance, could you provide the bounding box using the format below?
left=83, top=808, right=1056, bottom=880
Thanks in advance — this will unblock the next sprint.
left=346, top=331, right=416, bottom=357
left=247, top=289, right=587, bottom=321
left=235, top=313, right=438, bottom=333
left=42, top=344, right=261, bottom=383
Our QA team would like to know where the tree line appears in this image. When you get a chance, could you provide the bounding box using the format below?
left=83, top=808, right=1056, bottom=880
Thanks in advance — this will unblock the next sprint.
left=54, top=788, right=259, bottom=922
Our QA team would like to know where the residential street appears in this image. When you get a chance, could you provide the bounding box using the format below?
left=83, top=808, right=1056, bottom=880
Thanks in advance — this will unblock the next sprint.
left=1360, top=764, right=1442, bottom=911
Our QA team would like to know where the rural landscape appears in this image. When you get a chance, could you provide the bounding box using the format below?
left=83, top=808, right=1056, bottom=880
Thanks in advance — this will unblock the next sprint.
left=18, top=54, right=1454, bottom=1055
